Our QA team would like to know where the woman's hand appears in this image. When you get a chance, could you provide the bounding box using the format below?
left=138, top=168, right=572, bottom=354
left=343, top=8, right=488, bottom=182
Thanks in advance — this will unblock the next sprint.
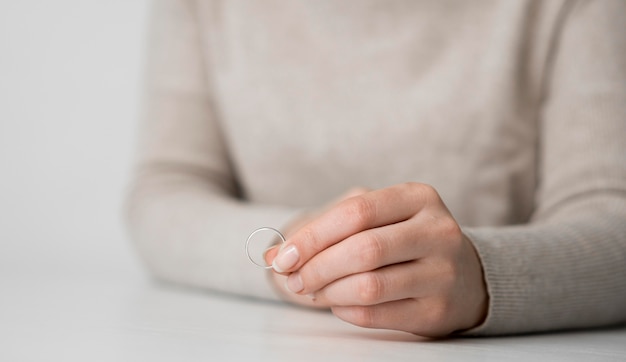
left=265, top=187, right=370, bottom=308
left=266, top=182, right=488, bottom=337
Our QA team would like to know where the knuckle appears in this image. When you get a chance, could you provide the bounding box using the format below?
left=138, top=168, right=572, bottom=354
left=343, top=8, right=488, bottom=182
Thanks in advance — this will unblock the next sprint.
left=397, top=182, right=420, bottom=198
left=424, top=299, right=452, bottom=329
left=348, top=306, right=377, bottom=328
left=421, top=185, right=441, bottom=205
left=299, top=226, right=322, bottom=250
left=358, top=273, right=385, bottom=304
left=343, top=197, right=377, bottom=229
left=438, top=260, right=459, bottom=287
left=439, top=218, right=462, bottom=240
left=402, top=182, right=439, bottom=204
left=421, top=183, right=438, bottom=195
left=357, top=232, right=386, bottom=268
left=299, top=263, right=322, bottom=290
left=417, top=182, right=438, bottom=196
left=404, top=181, right=434, bottom=194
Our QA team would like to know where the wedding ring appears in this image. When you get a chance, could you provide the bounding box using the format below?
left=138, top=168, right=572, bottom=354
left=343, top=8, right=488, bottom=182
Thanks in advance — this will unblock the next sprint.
left=245, top=227, right=286, bottom=269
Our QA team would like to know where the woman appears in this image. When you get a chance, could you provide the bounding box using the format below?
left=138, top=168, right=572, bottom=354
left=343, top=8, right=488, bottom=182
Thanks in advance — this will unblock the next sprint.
left=126, top=0, right=626, bottom=336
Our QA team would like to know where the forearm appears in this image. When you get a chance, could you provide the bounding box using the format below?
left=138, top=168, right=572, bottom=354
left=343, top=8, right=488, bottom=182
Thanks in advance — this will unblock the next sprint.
left=125, top=166, right=303, bottom=300
left=463, top=193, right=626, bottom=335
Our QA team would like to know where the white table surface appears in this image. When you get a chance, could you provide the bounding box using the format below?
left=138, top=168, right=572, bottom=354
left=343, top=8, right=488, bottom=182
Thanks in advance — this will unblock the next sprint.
left=2, top=264, right=625, bottom=362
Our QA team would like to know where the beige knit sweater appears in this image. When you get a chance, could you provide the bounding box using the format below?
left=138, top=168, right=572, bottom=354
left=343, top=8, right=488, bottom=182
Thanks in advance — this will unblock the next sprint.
left=126, top=0, right=626, bottom=335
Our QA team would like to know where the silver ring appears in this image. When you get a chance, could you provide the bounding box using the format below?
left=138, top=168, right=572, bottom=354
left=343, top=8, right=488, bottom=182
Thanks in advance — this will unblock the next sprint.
left=245, top=227, right=286, bottom=269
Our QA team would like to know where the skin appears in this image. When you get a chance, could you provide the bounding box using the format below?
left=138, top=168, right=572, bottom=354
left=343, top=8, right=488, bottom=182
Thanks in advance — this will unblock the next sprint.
left=265, top=182, right=488, bottom=338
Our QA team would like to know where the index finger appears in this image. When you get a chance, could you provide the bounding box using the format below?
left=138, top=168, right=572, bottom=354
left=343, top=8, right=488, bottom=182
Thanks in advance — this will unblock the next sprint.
left=272, top=183, right=429, bottom=273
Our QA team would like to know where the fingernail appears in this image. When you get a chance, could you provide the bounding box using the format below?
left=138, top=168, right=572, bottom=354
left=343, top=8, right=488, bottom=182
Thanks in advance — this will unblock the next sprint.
left=286, top=272, right=304, bottom=293
left=272, top=244, right=299, bottom=272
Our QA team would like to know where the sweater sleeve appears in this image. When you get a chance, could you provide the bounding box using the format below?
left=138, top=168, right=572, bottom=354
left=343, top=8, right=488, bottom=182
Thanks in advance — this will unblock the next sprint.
left=125, top=0, right=302, bottom=300
left=463, top=0, right=626, bottom=335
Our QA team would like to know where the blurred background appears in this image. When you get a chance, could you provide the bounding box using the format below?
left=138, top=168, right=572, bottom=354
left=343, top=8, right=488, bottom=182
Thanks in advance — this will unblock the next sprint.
left=0, top=0, right=149, bottom=278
